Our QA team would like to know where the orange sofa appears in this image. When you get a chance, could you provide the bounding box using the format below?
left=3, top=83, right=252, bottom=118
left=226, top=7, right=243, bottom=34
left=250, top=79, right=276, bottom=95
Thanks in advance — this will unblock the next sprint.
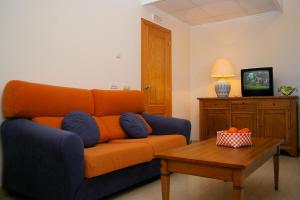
left=1, top=80, right=191, bottom=200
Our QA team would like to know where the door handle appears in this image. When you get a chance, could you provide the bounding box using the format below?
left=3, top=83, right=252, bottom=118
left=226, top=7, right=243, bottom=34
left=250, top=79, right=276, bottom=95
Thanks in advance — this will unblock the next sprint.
left=143, top=85, right=151, bottom=90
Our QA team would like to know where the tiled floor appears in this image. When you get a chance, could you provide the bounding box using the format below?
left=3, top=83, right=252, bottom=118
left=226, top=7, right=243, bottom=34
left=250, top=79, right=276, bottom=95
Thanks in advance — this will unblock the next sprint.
left=1, top=156, right=299, bottom=200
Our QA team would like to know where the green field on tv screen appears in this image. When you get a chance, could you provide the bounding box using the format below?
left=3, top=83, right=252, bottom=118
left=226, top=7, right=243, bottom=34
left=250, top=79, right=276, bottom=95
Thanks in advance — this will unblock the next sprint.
left=245, top=83, right=269, bottom=90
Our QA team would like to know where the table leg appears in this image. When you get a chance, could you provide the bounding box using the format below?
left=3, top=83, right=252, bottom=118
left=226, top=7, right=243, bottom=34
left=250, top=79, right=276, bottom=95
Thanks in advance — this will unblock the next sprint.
left=233, top=186, right=244, bottom=200
left=160, top=160, right=170, bottom=200
left=233, top=170, right=244, bottom=200
left=273, top=146, right=280, bottom=191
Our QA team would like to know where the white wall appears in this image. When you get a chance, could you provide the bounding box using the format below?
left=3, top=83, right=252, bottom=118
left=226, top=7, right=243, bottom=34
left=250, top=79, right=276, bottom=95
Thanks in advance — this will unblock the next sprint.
left=0, top=0, right=190, bottom=185
left=190, top=0, right=300, bottom=141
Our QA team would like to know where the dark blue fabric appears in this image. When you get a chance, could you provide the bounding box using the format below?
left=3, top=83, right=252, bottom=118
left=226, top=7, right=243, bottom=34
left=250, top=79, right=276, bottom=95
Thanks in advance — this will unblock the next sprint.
left=141, top=113, right=191, bottom=143
left=120, top=112, right=148, bottom=138
left=1, top=119, right=84, bottom=200
left=62, top=111, right=99, bottom=147
left=75, top=159, right=160, bottom=200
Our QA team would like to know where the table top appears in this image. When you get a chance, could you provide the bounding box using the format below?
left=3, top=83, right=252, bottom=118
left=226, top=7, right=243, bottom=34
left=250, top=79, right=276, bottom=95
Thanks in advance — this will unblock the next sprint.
left=156, top=137, right=283, bottom=169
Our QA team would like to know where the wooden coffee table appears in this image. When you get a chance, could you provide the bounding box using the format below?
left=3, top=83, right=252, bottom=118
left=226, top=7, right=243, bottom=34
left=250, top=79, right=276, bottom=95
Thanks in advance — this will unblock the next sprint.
left=156, top=137, right=282, bottom=200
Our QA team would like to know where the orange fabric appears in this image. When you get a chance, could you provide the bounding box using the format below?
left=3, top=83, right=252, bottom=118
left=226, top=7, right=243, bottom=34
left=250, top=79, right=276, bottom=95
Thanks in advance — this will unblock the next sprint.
left=32, top=117, right=63, bottom=129
left=94, top=116, right=128, bottom=143
left=84, top=143, right=153, bottom=178
left=136, top=114, right=152, bottom=134
left=92, top=90, right=145, bottom=116
left=3, top=80, right=94, bottom=118
left=109, top=135, right=187, bottom=154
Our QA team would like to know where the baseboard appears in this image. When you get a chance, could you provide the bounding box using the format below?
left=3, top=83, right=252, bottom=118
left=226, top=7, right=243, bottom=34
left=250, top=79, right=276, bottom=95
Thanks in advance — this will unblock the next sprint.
left=190, top=140, right=199, bottom=144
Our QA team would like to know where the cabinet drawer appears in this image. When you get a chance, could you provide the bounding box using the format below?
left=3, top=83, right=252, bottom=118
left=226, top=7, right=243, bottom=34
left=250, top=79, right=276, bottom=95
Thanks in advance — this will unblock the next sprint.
left=231, top=104, right=257, bottom=112
left=258, top=100, right=290, bottom=108
left=202, top=100, right=229, bottom=108
left=231, top=100, right=257, bottom=112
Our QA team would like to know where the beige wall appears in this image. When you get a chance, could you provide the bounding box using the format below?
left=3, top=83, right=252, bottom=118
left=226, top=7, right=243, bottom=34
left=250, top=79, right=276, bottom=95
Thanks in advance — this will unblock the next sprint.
left=190, top=0, right=300, bottom=141
left=0, top=0, right=190, bottom=184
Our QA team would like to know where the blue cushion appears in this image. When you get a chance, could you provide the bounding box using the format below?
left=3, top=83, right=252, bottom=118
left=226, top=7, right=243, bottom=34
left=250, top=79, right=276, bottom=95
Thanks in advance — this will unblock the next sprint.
left=62, top=111, right=99, bottom=147
left=120, top=112, right=148, bottom=138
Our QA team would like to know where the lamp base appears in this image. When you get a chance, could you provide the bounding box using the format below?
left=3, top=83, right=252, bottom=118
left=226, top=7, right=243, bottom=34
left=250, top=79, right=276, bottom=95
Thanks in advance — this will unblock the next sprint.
left=215, top=80, right=231, bottom=97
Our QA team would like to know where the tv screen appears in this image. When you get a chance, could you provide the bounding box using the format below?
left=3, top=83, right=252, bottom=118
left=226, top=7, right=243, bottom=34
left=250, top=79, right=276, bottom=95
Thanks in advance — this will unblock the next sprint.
left=241, top=67, right=274, bottom=96
left=243, top=70, right=270, bottom=90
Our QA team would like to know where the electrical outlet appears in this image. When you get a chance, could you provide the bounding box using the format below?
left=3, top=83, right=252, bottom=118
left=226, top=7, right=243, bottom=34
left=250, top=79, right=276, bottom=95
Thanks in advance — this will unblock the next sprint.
left=116, top=53, right=121, bottom=59
left=110, top=82, right=120, bottom=90
left=123, top=84, right=131, bottom=90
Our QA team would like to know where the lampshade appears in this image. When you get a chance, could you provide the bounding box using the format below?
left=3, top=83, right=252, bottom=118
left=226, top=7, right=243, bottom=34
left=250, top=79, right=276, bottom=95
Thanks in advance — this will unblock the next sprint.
left=211, top=58, right=235, bottom=78
left=210, top=58, right=235, bottom=97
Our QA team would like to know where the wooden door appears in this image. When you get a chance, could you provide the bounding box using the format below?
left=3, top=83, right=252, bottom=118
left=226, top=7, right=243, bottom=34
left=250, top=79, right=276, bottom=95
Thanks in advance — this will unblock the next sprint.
left=231, top=113, right=257, bottom=137
left=141, top=18, right=172, bottom=116
left=259, top=109, right=290, bottom=145
left=201, top=109, right=230, bottom=140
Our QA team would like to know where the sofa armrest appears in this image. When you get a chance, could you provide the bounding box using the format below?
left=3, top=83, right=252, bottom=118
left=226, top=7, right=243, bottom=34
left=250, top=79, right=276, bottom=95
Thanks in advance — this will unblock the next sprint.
left=141, top=113, right=191, bottom=144
left=1, top=119, right=84, bottom=200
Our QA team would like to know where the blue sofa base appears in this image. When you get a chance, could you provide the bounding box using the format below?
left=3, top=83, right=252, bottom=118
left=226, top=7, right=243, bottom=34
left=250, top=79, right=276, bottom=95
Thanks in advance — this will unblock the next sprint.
left=76, top=159, right=160, bottom=200
left=2, top=159, right=160, bottom=200
left=1, top=115, right=190, bottom=200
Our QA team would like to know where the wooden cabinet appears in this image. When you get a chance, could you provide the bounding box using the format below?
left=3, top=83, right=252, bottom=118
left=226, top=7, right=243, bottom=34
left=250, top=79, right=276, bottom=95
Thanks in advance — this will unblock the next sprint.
left=259, top=109, right=290, bottom=145
left=198, top=96, right=298, bottom=157
left=202, top=109, right=230, bottom=140
left=231, top=113, right=257, bottom=137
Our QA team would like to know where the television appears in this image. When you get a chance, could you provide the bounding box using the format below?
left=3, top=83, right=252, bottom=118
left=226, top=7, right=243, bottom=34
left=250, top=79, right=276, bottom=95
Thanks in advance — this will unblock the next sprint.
left=241, top=67, right=274, bottom=96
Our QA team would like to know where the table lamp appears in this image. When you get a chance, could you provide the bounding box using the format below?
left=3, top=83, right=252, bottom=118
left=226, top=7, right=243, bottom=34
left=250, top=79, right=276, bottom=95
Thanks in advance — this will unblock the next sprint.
left=211, top=58, right=235, bottom=97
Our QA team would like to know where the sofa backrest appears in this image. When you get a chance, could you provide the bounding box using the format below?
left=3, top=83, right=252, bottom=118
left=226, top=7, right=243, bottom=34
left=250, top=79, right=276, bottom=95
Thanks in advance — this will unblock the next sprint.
left=3, top=80, right=146, bottom=142
left=3, top=81, right=145, bottom=119
left=3, top=80, right=94, bottom=118
left=92, top=89, right=144, bottom=116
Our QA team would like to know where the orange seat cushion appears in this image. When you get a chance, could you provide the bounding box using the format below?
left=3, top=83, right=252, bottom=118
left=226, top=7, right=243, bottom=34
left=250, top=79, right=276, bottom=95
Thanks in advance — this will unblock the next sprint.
left=3, top=80, right=94, bottom=118
left=84, top=143, right=153, bottom=178
left=94, top=116, right=128, bottom=143
left=92, top=90, right=144, bottom=116
left=109, top=135, right=187, bottom=154
left=32, top=117, right=63, bottom=129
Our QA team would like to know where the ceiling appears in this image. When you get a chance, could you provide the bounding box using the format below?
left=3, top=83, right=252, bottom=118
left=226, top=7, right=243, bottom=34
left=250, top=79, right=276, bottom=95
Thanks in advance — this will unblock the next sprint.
left=143, top=0, right=283, bottom=26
